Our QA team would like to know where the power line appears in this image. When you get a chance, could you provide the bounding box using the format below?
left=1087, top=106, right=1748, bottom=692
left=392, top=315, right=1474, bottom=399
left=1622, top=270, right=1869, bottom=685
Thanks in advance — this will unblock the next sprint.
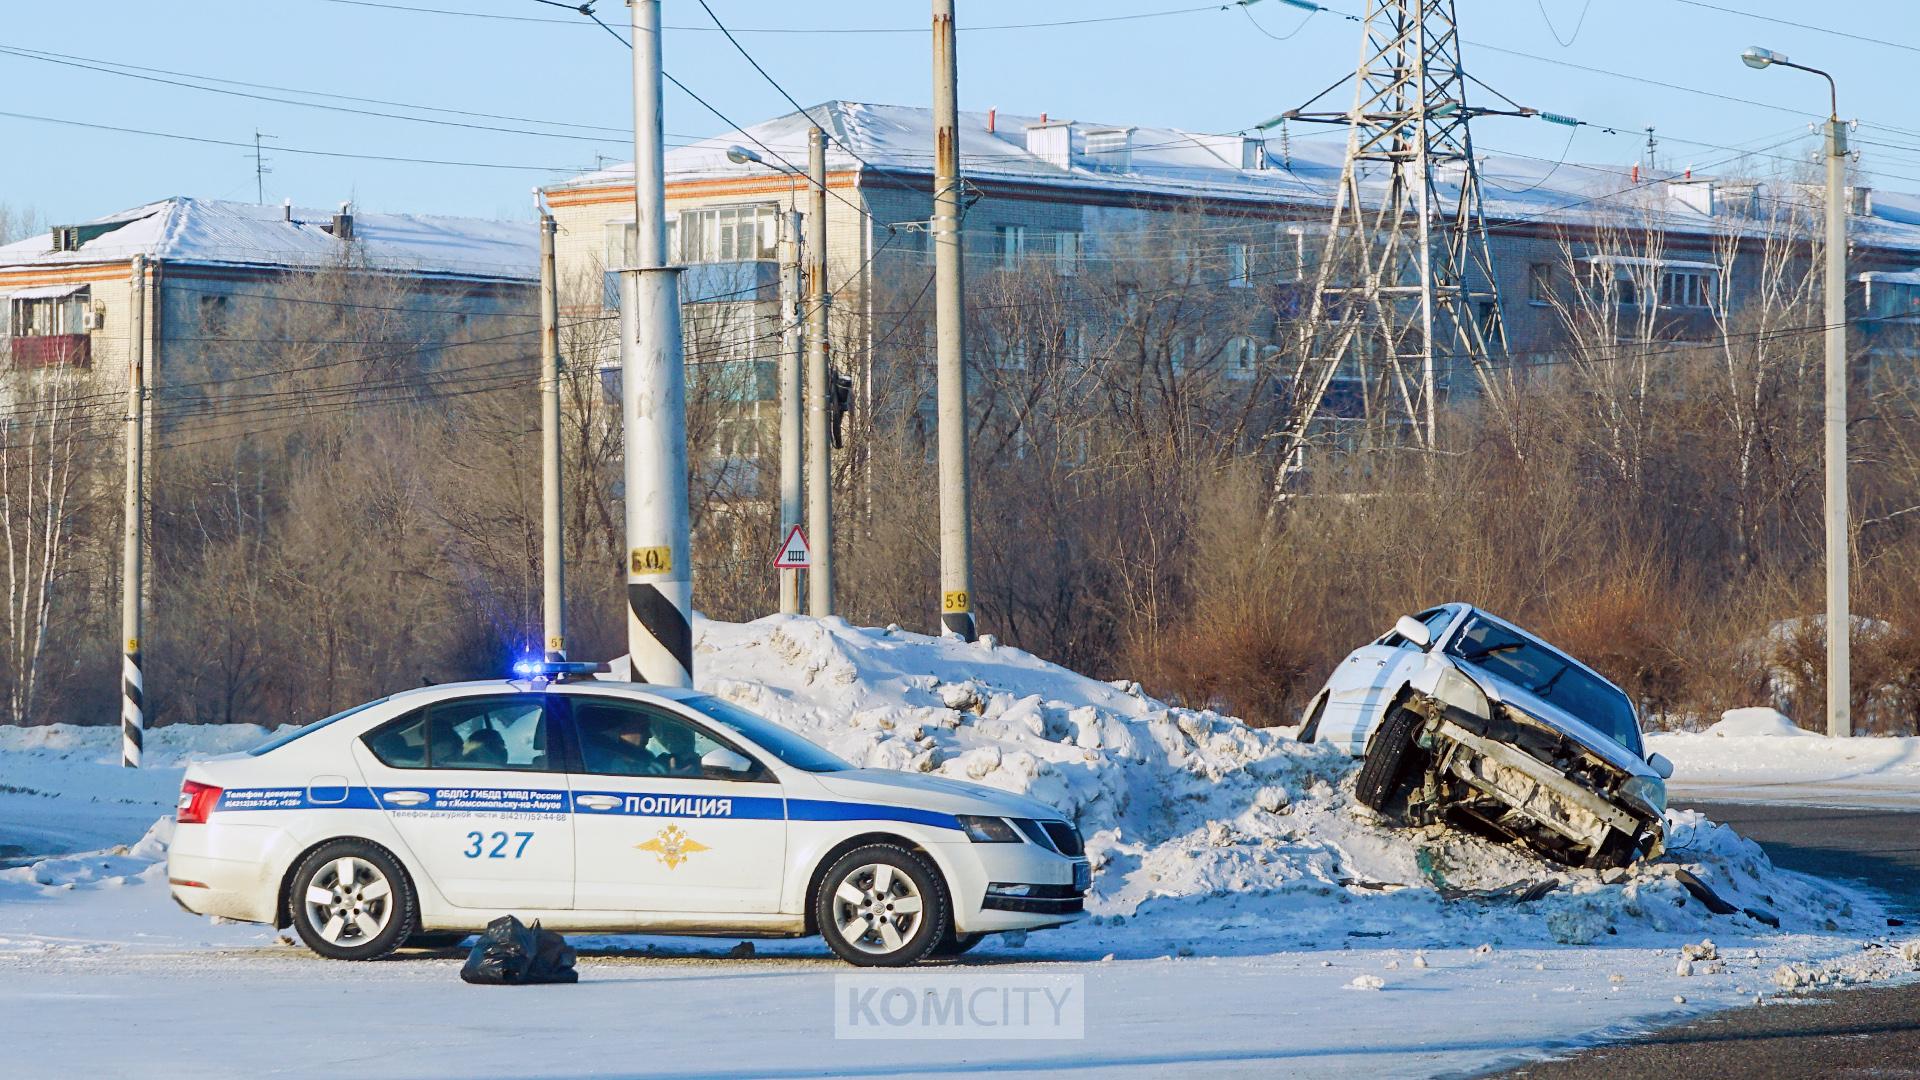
left=315, top=0, right=1247, bottom=34
left=0, top=45, right=628, bottom=147
left=1669, top=0, right=1920, bottom=58
left=0, top=109, right=580, bottom=172
left=0, top=43, right=636, bottom=138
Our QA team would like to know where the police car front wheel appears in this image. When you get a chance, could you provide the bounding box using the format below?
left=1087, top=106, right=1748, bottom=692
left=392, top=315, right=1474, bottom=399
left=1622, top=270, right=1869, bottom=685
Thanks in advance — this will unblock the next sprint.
left=815, top=844, right=950, bottom=967
left=289, top=839, right=418, bottom=961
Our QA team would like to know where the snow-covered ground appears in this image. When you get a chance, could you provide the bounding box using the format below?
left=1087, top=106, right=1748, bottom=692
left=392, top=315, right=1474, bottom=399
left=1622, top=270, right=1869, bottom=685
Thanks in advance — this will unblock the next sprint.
left=3, top=617, right=1916, bottom=1079
left=1650, top=708, right=1920, bottom=809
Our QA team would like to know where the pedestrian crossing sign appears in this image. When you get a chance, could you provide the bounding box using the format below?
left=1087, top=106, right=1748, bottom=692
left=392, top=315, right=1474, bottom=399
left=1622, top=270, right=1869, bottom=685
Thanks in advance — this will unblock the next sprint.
left=774, top=525, right=811, bottom=569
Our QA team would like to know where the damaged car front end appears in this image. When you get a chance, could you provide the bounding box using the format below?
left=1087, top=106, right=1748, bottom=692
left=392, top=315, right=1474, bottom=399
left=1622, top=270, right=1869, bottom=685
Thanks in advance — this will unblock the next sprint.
left=1312, top=606, right=1673, bottom=870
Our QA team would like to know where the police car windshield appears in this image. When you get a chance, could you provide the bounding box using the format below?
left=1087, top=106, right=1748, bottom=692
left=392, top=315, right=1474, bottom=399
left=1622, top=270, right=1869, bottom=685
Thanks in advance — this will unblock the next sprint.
left=247, top=697, right=390, bottom=757
left=681, top=695, right=853, bottom=773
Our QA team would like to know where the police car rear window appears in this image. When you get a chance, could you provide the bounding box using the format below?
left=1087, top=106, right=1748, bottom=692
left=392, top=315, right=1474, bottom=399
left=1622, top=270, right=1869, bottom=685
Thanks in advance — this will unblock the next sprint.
left=247, top=698, right=389, bottom=757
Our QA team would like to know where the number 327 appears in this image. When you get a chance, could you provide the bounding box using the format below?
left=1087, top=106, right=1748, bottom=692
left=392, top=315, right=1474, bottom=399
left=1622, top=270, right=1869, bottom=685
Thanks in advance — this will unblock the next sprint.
left=464, top=831, right=533, bottom=859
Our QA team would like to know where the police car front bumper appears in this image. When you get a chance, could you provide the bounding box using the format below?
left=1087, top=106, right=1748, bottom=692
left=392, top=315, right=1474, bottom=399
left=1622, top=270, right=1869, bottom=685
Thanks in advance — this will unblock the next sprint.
left=927, top=839, right=1090, bottom=933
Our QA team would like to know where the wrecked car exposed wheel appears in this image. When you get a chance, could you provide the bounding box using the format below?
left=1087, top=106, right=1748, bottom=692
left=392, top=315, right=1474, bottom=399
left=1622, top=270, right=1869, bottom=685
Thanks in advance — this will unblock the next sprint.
left=1354, top=705, right=1426, bottom=815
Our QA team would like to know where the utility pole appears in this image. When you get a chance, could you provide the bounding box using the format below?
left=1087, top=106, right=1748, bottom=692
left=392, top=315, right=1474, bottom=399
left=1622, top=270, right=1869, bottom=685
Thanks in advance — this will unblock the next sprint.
left=779, top=209, right=805, bottom=614
left=537, top=201, right=566, bottom=661
left=932, top=0, right=976, bottom=641
left=622, top=0, right=693, bottom=686
left=121, top=255, right=146, bottom=768
left=1823, top=107, right=1851, bottom=739
left=1740, top=46, right=1850, bottom=737
left=805, top=125, right=835, bottom=617
left=253, top=130, right=275, bottom=205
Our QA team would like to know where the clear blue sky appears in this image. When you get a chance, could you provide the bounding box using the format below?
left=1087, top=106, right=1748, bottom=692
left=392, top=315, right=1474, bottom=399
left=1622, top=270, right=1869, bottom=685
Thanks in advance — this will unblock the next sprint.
left=1, top=0, right=1915, bottom=225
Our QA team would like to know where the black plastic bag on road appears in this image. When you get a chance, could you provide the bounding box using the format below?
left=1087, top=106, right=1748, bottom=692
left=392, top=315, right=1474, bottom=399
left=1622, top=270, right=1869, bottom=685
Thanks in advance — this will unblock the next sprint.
left=459, top=915, right=578, bottom=985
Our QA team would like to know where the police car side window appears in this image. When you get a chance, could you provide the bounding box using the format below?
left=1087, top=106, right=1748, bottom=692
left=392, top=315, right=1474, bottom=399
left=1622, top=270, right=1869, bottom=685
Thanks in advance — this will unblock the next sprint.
left=571, top=700, right=758, bottom=780
left=365, top=696, right=558, bottom=772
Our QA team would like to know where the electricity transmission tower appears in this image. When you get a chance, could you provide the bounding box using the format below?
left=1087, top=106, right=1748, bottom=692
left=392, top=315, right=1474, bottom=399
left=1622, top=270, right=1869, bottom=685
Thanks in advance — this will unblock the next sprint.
left=1277, top=0, right=1529, bottom=470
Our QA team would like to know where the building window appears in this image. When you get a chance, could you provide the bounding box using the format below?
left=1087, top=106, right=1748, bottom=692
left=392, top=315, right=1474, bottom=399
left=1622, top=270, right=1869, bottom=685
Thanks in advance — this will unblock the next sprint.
left=8, top=288, right=90, bottom=337
left=1660, top=269, right=1711, bottom=309
left=1527, top=262, right=1553, bottom=304
left=1224, top=335, right=1257, bottom=380
left=677, top=204, right=779, bottom=263
left=1055, top=230, right=1082, bottom=276
left=1227, top=243, right=1253, bottom=288
left=996, top=225, right=1029, bottom=270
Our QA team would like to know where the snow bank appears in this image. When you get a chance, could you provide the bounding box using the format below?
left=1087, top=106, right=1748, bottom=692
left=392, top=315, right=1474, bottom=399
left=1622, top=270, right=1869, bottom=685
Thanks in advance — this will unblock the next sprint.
left=0, top=615, right=1887, bottom=959
left=1705, top=708, right=1810, bottom=738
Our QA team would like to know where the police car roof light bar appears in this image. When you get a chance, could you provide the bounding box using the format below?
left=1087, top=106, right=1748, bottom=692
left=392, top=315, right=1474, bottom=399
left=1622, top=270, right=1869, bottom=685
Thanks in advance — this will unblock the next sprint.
left=510, top=659, right=608, bottom=682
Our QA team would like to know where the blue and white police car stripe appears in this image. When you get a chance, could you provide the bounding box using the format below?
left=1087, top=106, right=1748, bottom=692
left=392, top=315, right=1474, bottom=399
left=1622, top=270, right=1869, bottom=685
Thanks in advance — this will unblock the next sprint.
left=212, top=785, right=963, bottom=831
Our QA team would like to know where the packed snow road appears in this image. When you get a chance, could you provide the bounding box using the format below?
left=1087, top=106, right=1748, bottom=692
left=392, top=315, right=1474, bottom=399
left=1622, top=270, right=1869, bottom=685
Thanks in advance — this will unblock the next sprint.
left=3, top=616, right=1918, bottom=1077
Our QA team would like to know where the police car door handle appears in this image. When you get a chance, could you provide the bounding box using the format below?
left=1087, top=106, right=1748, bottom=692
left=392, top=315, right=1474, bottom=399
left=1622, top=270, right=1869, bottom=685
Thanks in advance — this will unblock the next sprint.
left=577, top=794, right=622, bottom=811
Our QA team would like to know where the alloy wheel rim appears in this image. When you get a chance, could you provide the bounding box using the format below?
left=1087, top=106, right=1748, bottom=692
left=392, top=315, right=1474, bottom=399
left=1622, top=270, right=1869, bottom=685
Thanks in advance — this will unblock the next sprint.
left=302, top=855, right=393, bottom=946
left=832, top=862, right=925, bottom=955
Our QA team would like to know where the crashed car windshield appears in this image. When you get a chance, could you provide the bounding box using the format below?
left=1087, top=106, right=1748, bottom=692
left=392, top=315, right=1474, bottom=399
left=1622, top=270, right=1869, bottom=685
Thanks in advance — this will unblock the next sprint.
left=1446, top=616, right=1642, bottom=756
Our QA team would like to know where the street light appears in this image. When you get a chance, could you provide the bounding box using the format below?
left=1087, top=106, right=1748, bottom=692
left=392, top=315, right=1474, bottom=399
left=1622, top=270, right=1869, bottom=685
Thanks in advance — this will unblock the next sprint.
left=725, top=142, right=814, bottom=617
left=1744, top=45, right=1851, bottom=739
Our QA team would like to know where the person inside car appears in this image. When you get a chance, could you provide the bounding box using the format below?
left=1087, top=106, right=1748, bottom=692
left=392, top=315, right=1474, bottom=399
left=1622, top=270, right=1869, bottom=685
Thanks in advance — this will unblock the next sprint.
left=576, top=704, right=667, bottom=776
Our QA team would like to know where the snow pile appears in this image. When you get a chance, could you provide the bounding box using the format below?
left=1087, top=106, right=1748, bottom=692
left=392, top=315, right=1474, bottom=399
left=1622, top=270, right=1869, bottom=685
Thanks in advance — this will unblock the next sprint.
left=1705, top=708, right=1810, bottom=738
left=691, top=616, right=1873, bottom=950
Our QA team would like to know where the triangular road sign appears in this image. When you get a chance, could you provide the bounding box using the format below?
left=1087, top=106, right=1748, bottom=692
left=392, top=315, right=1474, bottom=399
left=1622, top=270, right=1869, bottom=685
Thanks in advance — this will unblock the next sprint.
left=774, top=525, right=811, bottom=569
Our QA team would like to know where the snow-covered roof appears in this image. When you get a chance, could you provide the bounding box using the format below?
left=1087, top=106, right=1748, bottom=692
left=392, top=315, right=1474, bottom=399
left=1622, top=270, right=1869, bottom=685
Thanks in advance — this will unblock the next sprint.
left=0, top=197, right=536, bottom=283
left=551, top=101, right=1920, bottom=261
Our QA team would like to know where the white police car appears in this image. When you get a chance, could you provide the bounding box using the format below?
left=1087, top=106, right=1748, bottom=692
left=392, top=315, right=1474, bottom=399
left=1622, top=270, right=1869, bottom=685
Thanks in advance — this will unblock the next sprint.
left=166, top=663, right=1090, bottom=967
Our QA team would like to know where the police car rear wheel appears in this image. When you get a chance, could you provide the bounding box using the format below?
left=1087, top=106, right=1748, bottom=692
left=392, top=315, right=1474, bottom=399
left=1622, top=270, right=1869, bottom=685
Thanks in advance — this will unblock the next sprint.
left=290, top=840, right=417, bottom=961
left=816, top=844, right=949, bottom=967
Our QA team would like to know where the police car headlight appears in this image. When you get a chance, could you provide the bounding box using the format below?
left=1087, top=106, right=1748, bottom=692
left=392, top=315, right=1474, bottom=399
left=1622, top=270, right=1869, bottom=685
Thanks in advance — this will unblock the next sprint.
left=1618, top=775, right=1668, bottom=818
left=959, top=815, right=1022, bottom=843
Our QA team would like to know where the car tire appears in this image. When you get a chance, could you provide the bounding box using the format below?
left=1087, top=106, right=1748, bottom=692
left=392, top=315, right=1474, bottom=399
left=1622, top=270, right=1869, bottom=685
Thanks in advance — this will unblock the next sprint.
left=1354, top=704, right=1426, bottom=814
left=930, top=931, right=986, bottom=958
left=815, top=843, right=950, bottom=967
left=288, top=839, right=417, bottom=961
left=1297, top=695, right=1327, bottom=743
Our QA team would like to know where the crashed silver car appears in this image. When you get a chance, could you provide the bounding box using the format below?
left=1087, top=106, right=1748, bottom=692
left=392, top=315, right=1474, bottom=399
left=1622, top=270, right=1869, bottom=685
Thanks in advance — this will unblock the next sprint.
left=1299, top=603, right=1674, bottom=869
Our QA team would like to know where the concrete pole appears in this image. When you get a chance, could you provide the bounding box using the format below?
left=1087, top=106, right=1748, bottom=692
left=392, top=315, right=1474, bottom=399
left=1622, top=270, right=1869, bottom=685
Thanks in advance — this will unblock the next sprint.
left=1824, top=115, right=1851, bottom=738
left=779, top=209, right=805, bottom=614
left=932, top=0, right=976, bottom=641
left=121, top=254, right=145, bottom=767
left=537, top=206, right=567, bottom=661
left=805, top=125, right=835, bottom=617
left=623, top=0, right=692, bottom=685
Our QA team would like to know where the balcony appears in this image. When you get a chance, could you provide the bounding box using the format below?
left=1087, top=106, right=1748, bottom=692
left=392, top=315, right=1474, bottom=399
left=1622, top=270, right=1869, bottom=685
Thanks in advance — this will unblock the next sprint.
left=9, top=334, right=91, bottom=370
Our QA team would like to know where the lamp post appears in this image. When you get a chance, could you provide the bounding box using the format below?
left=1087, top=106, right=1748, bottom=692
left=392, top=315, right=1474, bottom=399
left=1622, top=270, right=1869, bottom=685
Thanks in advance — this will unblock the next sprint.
left=729, top=145, right=809, bottom=615
left=1743, top=46, right=1851, bottom=738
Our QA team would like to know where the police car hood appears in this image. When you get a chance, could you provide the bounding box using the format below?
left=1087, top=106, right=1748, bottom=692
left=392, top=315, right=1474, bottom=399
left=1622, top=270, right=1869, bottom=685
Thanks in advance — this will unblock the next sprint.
left=813, top=768, right=1062, bottom=820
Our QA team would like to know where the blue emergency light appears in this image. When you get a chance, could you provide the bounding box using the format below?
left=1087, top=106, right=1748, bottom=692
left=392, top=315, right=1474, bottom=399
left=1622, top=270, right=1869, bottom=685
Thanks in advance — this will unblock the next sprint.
left=510, top=659, right=607, bottom=681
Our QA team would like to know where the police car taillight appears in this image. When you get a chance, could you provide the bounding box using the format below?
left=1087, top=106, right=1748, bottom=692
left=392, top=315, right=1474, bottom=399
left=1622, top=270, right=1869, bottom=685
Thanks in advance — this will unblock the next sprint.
left=177, top=780, right=222, bottom=825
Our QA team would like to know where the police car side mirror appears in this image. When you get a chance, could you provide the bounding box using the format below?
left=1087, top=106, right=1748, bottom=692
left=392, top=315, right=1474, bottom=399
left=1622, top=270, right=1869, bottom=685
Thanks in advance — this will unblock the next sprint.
left=701, top=747, right=754, bottom=777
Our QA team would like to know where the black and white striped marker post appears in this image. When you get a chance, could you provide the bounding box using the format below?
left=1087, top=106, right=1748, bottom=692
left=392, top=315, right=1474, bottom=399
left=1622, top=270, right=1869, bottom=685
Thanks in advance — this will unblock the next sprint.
left=622, top=0, right=694, bottom=688
left=122, top=645, right=143, bottom=768
left=122, top=253, right=146, bottom=768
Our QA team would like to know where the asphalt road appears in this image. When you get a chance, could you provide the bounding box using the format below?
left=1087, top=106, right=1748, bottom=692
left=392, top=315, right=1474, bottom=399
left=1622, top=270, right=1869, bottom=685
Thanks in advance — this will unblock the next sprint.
left=1482, top=800, right=1920, bottom=1079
